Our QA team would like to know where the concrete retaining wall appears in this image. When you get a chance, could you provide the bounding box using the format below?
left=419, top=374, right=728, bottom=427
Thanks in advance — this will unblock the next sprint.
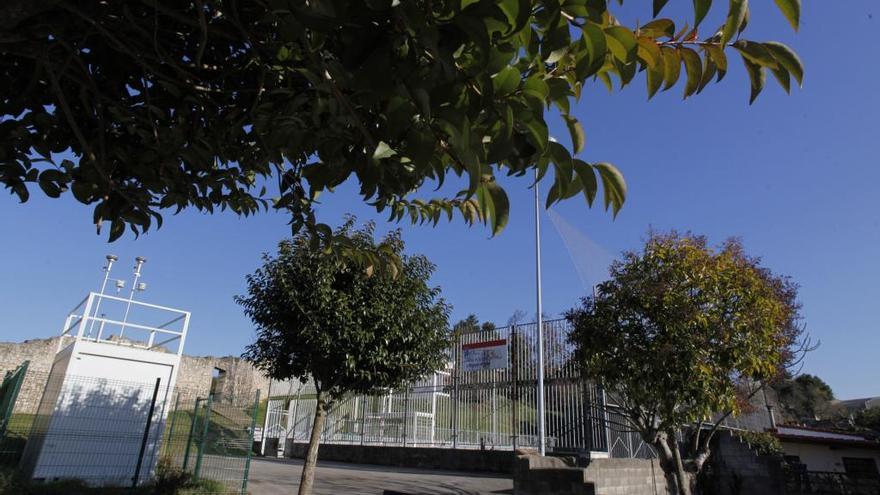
left=705, top=431, right=786, bottom=495
left=285, top=443, right=516, bottom=474
left=513, top=453, right=671, bottom=495
left=583, top=458, right=669, bottom=495
left=513, top=452, right=594, bottom=495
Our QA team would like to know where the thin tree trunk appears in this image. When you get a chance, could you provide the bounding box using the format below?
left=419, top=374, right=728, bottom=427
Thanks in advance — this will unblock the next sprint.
left=669, top=434, right=694, bottom=495
left=298, top=392, right=327, bottom=495
left=653, top=431, right=699, bottom=495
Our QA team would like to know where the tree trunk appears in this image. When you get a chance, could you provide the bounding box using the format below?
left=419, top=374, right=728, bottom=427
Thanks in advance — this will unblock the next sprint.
left=669, top=434, right=695, bottom=495
left=653, top=432, right=696, bottom=495
left=298, top=393, right=328, bottom=495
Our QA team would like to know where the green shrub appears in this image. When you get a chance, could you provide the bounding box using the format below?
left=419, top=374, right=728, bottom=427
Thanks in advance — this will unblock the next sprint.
left=0, top=460, right=231, bottom=495
left=738, top=430, right=784, bottom=457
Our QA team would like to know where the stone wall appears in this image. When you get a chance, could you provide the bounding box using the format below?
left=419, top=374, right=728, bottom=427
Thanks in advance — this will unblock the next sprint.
left=0, top=337, right=58, bottom=414
left=0, top=337, right=269, bottom=413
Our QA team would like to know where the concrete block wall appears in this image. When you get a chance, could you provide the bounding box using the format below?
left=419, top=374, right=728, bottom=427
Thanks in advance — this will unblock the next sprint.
left=583, top=458, right=670, bottom=495
left=705, top=431, right=785, bottom=495
left=513, top=452, right=595, bottom=495
left=513, top=452, right=671, bottom=495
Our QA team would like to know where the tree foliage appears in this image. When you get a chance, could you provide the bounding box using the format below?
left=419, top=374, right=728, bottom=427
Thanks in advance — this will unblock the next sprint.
left=773, top=374, right=835, bottom=422
left=238, top=220, right=450, bottom=396
left=2, top=0, right=801, bottom=246
left=236, top=219, right=450, bottom=494
left=453, top=314, right=497, bottom=334
left=565, top=231, right=803, bottom=495
left=854, top=407, right=880, bottom=434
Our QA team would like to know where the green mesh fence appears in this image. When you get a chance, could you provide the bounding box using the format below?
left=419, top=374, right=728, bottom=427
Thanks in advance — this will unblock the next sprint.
left=161, top=391, right=260, bottom=494
left=0, top=360, right=259, bottom=494
left=0, top=362, right=32, bottom=467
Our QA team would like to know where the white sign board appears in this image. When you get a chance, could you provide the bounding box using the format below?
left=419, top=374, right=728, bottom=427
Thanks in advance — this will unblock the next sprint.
left=461, top=339, right=508, bottom=372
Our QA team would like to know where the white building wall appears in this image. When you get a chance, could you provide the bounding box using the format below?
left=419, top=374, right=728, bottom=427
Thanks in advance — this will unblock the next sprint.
left=782, top=441, right=880, bottom=473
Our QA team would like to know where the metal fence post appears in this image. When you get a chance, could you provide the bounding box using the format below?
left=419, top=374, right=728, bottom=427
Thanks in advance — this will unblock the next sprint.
left=511, top=324, right=519, bottom=451
left=132, top=378, right=161, bottom=489
left=402, top=388, right=409, bottom=446
left=182, top=397, right=202, bottom=471
left=193, top=394, right=214, bottom=481
left=360, top=394, right=367, bottom=446
left=260, top=380, right=272, bottom=456
left=163, top=392, right=181, bottom=457
left=290, top=387, right=302, bottom=444
left=491, top=381, right=497, bottom=445
left=452, top=330, right=460, bottom=449
left=241, top=390, right=260, bottom=495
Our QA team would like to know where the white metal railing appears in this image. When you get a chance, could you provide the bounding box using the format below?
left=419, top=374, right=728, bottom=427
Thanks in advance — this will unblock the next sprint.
left=58, top=292, right=190, bottom=355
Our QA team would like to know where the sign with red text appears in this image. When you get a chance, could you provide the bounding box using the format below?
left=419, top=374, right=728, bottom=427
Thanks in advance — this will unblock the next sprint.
left=461, top=339, right=508, bottom=372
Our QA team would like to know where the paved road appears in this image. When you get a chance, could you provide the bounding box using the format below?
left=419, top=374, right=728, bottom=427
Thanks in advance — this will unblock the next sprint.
left=247, top=458, right=513, bottom=495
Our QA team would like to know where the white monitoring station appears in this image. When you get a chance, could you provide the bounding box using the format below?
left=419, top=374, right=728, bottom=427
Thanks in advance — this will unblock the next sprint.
left=20, top=255, right=191, bottom=486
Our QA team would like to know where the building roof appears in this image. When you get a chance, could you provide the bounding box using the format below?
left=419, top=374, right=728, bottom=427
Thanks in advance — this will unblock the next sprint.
left=831, top=396, right=880, bottom=411
left=771, top=424, right=880, bottom=450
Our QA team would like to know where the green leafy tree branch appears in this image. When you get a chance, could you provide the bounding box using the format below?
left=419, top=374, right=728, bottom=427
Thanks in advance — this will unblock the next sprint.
left=2, top=1, right=801, bottom=250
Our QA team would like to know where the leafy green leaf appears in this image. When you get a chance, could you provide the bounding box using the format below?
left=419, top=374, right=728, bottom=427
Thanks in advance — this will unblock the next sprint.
left=563, top=114, right=586, bottom=154
left=372, top=141, right=397, bottom=160
left=653, top=0, right=671, bottom=17
left=733, top=40, right=779, bottom=70
left=595, top=162, right=626, bottom=217
left=581, top=22, right=608, bottom=68
left=773, top=0, right=800, bottom=31
left=640, top=19, right=675, bottom=39
left=485, top=180, right=509, bottom=235
left=647, top=62, right=664, bottom=99
left=770, top=66, right=791, bottom=94
left=693, top=0, right=712, bottom=28
left=763, top=41, right=804, bottom=86
left=572, top=159, right=598, bottom=206
left=741, top=56, right=766, bottom=104
left=523, top=75, right=550, bottom=103
left=605, top=27, right=637, bottom=63
left=680, top=47, right=703, bottom=98
left=661, top=47, right=682, bottom=91
left=705, top=44, right=728, bottom=81
left=722, top=0, right=749, bottom=45
left=637, top=37, right=663, bottom=69
left=493, top=66, right=521, bottom=95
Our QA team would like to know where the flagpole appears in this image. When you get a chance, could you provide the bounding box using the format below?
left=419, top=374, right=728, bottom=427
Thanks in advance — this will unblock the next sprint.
left=534, top=168, right=546, bottom=456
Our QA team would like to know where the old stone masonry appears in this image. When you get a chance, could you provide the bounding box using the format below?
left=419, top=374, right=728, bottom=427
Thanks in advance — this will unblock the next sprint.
left=0, top=337, right=269, bottom=413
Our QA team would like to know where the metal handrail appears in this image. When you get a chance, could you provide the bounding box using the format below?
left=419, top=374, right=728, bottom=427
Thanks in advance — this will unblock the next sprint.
left=87, top=292, right=188, bottom=315
left=78, top=316, right=184, bottom=336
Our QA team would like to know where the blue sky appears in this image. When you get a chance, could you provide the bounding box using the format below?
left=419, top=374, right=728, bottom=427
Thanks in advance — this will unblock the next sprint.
left=1, top=2, right=877, bottom=399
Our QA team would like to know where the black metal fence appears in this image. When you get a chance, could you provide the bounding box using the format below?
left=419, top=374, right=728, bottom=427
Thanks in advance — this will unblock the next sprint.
left=262, top=319, right=659, bottom=458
